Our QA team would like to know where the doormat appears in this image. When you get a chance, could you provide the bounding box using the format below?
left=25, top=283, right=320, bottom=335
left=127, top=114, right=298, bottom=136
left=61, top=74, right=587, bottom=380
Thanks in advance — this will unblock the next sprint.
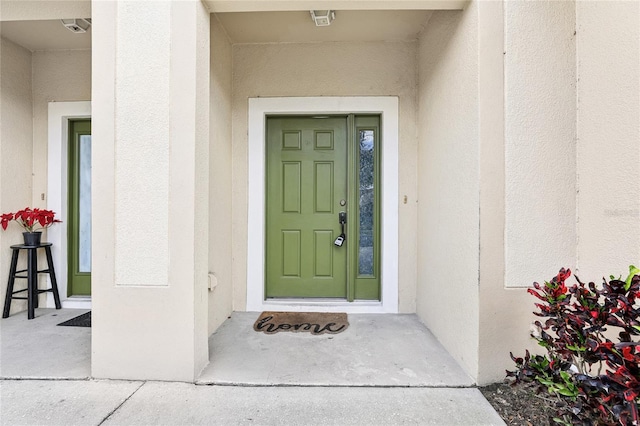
left=57, top=311, right=91, bottom=328
left=254, top=311, right=348, bottom=335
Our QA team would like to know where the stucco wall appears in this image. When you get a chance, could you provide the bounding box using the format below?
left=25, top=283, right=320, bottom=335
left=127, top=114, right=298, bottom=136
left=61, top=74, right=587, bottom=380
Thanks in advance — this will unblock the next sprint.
left=231, top=41, right=418, bottom=312
left=416, top=6, right=480, bottom=378
left=92, top=1, right=210, bottom=381
left=576, top=1, right=640, bottom=280
left=476, top=0, right=639, bottom=385
left=32, top=49, right=92, bottom=213
left=476, top=1, right=575, bottom=385
left=504, top=1, right=577, bottom=288
left=0, top=37, right=33, bottom=315
left=208, top=14, right=233, bottom=333
left=416, top=0, right=577, bottom=384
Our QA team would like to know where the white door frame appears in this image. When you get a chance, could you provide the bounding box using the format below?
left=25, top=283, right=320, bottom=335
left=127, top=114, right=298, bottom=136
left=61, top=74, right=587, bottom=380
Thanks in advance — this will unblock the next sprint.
left=246, top=97, right=399, bottom=313
left=47, top=101, right=92, bottom=309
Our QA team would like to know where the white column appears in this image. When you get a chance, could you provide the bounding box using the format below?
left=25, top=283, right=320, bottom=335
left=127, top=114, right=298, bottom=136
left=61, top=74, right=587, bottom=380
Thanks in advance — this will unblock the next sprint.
left=92, top=0, right=210, bottom=381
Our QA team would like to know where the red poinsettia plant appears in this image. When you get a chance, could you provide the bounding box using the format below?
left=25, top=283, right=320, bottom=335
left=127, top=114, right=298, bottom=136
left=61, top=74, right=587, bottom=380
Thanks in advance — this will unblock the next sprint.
left=1, top=208, right=61, bottom=233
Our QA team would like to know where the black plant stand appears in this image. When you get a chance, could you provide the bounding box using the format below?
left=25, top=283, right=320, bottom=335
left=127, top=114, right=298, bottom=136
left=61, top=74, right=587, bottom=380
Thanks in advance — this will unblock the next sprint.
left=3, top=243, right=62, bottom=319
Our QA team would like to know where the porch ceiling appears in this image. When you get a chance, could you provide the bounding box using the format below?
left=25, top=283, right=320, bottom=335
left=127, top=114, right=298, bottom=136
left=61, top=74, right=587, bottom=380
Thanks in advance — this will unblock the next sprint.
left=216, top=10, right=434, bottom=44
left=0, top=0, right=466, bottom=50
left=1, top=11, right=435, bottom=50
left=0, top=19, right=91, bottom=51
left=206, top=0, right=468, bottom=13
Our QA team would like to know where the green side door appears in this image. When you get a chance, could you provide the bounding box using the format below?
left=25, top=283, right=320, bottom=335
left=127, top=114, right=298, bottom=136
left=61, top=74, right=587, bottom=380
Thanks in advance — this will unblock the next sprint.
left=266, top=117, right=349, bottom=298
left=68, top=120, right=91, bottom=296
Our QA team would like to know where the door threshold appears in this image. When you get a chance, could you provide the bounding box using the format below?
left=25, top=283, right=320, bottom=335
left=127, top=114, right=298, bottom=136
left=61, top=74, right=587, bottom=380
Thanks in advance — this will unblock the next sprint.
left=258, top=299, right=390, bottom=314
left=60, top=296, right=92, bottom=310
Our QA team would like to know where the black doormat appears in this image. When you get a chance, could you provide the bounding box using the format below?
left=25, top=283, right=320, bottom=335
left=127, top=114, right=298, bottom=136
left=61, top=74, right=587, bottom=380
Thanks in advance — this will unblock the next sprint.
left=57, top=311, right=91, bottom=327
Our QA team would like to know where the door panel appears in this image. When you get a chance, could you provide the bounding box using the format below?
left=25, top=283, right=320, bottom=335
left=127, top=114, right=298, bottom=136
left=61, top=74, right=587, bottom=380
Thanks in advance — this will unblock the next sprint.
left=282, top=230, right=301, bottom=277
left=68, top=120, right=92, bottom=296
left=314, top=231, right=334, bottom=276
left=282, top=162, right=301, bottom=213
left=266, top=117, right=348, bottom=298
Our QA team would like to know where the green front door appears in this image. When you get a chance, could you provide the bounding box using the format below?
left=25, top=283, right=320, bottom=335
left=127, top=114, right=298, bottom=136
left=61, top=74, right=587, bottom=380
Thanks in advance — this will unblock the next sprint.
left=265, top=115, right=381, bottom=300
left=68, top=120, right=91, bottom=296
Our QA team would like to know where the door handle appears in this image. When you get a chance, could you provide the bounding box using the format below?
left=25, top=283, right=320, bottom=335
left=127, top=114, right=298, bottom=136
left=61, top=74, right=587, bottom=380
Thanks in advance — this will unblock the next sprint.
left=334, top=211, right=346, bottom=247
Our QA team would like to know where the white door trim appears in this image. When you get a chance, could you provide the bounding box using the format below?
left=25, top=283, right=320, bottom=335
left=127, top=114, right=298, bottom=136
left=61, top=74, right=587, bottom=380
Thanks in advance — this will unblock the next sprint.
left=246, top=97, right=399, bottom=313
left=47, top=101, right=92, bottom=309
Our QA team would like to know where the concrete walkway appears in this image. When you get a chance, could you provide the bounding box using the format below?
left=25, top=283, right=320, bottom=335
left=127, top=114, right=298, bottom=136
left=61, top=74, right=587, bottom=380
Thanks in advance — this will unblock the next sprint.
left=1, top=379, right=505, bottom=425
left=0, top=310, right=505, bottom=425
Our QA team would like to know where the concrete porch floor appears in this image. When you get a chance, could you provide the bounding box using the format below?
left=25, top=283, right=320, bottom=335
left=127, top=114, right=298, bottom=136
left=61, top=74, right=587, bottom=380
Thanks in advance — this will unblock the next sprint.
left=0, top=309, right=474, bottom=386
left=0, top=308, right=91, bottom=379
left=199, top=312, right=475, bottom=387
left=0, top=309, right=505, bottom=425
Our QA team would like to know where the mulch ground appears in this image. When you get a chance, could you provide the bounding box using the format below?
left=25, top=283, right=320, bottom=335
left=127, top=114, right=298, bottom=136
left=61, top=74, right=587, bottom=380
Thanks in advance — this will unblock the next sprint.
left=480, top=381, right=558, bottom=426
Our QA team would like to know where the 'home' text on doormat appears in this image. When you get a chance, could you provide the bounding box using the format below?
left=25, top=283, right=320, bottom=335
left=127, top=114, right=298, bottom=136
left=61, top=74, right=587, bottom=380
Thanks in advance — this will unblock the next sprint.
left=253, top=311, right=349, bottom=335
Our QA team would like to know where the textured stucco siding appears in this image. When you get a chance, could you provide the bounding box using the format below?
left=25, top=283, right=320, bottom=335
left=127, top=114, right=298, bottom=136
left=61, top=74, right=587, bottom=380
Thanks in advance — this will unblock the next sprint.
left=32, top=49, right=91, bottom=211
left=208, top=14, right=234, bottom=333
left=231, top=41, right=419, bottom=313
left=32, top=49, right=91, bottom=308
left=416, top=5, right=480, bottom=379
left=576, top=1, right=640, bottom=280
left=91, top=1, right=211, bottom=381
left=0, top=37, right=33, bottom=316
left=504, top=1, right=577, bottom=288
left=476, top=1, right=578, bottom=385
left=2, top=0, right=637, bottom=387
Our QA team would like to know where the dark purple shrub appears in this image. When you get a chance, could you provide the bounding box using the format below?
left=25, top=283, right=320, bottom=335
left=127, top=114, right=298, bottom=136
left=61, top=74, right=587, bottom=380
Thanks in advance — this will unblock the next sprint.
left=508, top=266, right=640, bottom=425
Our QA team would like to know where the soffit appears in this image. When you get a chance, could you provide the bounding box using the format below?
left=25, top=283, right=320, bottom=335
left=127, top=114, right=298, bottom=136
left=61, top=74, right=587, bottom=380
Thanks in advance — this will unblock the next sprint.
left=0, top=19, right=91, bottom=51
left=216, top=10, right=433, bottom=44
left=0, top=0, right=457, bottom=51
left=0, top=0, right=90, bottom=22
left=206, top=0, right=467, bottom=13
